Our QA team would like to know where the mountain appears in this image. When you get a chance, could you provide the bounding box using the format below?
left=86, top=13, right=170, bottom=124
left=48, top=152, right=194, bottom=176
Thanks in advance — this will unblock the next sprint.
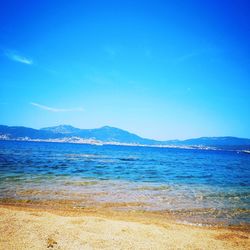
left=0, top=124, right=250, bottom=150
left=0, top=125, right=63, bottom=139
left=0, top=125, right=157, bottom=145
left=41, top=125, right=157, bottom=144
left=42, top=125, right=81, bottom=134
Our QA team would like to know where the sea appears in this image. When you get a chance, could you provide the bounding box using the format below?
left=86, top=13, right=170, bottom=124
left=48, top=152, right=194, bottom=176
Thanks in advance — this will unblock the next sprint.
left=0, top=140, right=249, bottom=226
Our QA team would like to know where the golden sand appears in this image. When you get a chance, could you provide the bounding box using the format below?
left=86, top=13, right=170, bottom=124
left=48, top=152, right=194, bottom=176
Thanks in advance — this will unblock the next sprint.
left=0, top=203, right=249, bottom=250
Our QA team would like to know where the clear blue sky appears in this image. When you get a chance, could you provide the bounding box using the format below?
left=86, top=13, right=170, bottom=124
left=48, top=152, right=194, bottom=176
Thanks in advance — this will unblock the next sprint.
left=0, top=0, right=249, bottom=140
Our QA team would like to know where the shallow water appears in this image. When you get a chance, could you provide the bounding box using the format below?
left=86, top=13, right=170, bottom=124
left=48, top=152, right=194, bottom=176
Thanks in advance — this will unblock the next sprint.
left=0, top=140, right=249, bottom=225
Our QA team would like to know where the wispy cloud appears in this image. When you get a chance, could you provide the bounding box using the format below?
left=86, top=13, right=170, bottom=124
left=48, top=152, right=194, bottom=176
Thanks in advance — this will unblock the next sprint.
left=144, top=48, right=152, bottom=58
left=173, top=46, right=222, bottom=64
left=30, top=102, right=83, bottom=112
left=5, top=50, right=33, bottom=65
left=174, top=52, right=199, bottom=64
left=104, top=45, right=121, bottom=59
left=105, top=47, right=117, bottom=57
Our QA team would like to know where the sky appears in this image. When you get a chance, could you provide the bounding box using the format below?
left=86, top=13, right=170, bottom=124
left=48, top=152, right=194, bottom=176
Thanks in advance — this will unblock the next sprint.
left=0, top=0, right=249, bottom=140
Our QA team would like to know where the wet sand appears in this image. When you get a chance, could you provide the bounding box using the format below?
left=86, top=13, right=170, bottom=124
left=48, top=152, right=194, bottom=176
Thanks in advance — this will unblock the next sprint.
left=0, top=202, right=249, bottom=250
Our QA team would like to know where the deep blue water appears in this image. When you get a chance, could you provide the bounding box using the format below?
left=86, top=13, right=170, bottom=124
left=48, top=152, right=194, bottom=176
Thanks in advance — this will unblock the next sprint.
left=0, top=140, right=249, bottom=225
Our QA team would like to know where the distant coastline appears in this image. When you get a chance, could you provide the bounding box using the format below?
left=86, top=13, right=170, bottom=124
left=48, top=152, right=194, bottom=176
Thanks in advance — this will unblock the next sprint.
left=0, top=124, right=250, bottom=151
left=0, top=135, right=219, bottom=150
left=1, top=136, right=250, bottom=156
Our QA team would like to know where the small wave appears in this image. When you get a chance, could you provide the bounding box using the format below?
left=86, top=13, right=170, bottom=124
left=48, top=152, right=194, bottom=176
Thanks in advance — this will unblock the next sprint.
left=96, top=159, right=116, bottom=163
left=203, top=192, right=250, bottom=200
left=64, top=181, right=99, bottom=186
left=133, top=185, right=172, bottom=191
left=176, top=175, right=196, bottom=179
left=119, top=157, right=138, bottom=161
left=65, top=154, right=106, bottom=158
left=175, top=220, right=212, bottom=227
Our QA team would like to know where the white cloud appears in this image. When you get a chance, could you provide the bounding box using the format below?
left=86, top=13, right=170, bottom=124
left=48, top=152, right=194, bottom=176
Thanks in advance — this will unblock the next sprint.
left=5, top=50, right=33, bottom=65
left=173, top=47, right=216, bottom=64
left=30, top=102, right=84, bottom=112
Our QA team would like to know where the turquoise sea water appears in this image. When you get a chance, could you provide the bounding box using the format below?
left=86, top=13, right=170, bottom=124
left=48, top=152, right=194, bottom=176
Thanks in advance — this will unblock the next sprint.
left=0, top=141, right=249, bottom=225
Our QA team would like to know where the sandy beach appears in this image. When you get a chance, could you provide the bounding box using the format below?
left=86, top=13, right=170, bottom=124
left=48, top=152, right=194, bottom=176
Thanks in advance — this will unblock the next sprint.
left=0, top=203, right=249, bottom=250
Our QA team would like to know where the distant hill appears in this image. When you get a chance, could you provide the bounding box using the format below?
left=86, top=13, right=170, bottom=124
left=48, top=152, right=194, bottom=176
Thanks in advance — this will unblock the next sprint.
left=0, top=125, right=62, bottom=139
left=42, top=125, right=81, bottom=134
left=42, top=125, right=158, bottom=144
left=165, top=136, right=250, bottom=150
left=0, top=125, right=157, bottom=145
left=179, top=137, right=250, bottom=146
left=0, top=124, right=250, bottom=150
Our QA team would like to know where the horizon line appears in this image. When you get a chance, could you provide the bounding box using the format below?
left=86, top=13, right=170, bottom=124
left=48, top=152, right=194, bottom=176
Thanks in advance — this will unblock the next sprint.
left=0, top=123, right=249, bottom=141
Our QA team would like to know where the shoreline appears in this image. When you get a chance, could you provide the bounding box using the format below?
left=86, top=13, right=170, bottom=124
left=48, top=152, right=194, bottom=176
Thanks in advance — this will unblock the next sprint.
left=0, top=202, right=249, bottom=249
left=1, top=191, right=249, bottom=227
